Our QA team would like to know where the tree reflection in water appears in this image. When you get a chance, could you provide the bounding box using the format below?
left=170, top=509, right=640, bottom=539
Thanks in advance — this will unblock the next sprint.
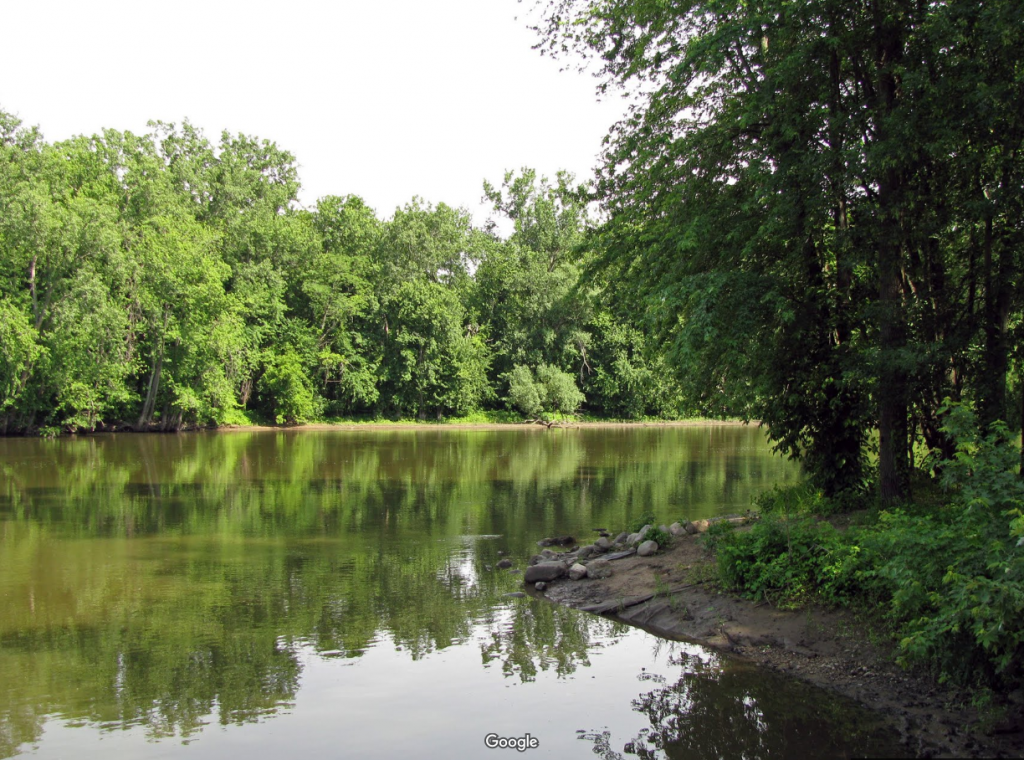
left=580, top=647, right=909, bottom=760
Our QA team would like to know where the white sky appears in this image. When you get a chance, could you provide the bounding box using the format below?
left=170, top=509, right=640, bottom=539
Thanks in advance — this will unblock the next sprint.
left=1, top=0, right=623, bottom=226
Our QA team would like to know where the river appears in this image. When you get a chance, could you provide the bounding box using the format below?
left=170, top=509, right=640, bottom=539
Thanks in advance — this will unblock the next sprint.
left=0, top=425, right=907, bottom=758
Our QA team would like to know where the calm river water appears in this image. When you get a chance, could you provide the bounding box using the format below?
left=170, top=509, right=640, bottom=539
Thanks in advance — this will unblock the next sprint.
left=0, top=425, right=906, bottom=758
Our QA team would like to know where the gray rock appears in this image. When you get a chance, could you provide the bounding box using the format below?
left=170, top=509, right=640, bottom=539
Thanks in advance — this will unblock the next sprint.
left=569, top=563, right=588, bottom=581
left=637, top=539, right=659, bottom=557
left=603, top=549, right=636, bottom=561
left=669, top=522, right=686, bottom=536
left=534, top=581, right=547, bottom=592
left=684, top=521, right=698, bottom=535
left=524, top=561, right=567, bottom=583
left=659, top=524, right=669, bottom=534
left=586, top=557, right=613, bottom=579
left=637, top=525, right=652, bottom=541
left=496, top=558, right=513, bottom=569
left=528, top=554, right=544, bottom=566
left=595, top=536, right=612, bottom=550
left=577, top=545, right=596, bottom=561
left=540, top=548, right=558, bottom=560
left=626, top=532, right=641, bottom=546
left=614, top=532, right=629, bottom=545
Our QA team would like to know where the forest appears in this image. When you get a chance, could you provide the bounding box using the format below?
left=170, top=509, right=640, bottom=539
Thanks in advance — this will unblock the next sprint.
left=0, top=114, right=682, bottom=435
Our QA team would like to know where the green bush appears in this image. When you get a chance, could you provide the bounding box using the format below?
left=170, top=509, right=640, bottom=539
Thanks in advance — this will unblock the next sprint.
left=855, top=406, right=1024, bottom=685
left=715, top=516, right=857, bottom=607
left=723, top=404, right=1024, bottom=686
left=627, top=512, right=658, bottom=533
left=505, top=364, right=585, bottom=419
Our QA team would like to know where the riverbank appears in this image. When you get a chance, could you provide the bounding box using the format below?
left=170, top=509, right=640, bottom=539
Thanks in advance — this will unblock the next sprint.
left=229, top=418, right=750, bottom=432
left=524, top=524, right=1024, bottom=758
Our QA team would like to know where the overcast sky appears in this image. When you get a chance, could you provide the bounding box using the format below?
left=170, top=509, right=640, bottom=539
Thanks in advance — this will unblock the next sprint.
left=1, top=0, right=623, bottom=226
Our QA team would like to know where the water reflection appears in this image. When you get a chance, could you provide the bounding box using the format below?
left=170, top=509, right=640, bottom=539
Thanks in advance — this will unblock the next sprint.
left=0, top=426, right=902, bottom=759
left=580, top=646, right=908, bottom=760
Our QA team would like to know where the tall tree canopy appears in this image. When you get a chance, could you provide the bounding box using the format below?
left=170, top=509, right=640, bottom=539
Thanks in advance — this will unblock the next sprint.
left=531, top=0, right=1024, bottom=498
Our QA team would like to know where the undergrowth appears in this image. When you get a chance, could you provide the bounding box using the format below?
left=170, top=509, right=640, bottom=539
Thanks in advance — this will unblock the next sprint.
left=716, top=404, right=1024, bottom=688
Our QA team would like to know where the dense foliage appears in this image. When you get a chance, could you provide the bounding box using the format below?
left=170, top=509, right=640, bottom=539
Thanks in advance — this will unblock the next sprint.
left=715, top=406, right=1024, bottom=687
left=0, top=115, right=682, bottom=433
left=532, top=0, right=1024, bottom=500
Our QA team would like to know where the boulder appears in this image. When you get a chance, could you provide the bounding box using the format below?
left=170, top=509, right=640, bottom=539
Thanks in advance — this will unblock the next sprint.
left=614, top=532, right=629, bottom=545
left=577, top=545, right=596, bottom=561
left=534, top=582, right=547, bottom=592
left=659, top=524, right=669, bottom=534
left=524, top=562, right=567, bottom=583
left=540, top=548, right=558, bottom=560
left=637, top=525, right=652, bottom=541
left=626, top=532, right=641, bottom=546
left=637, top=539, right=659, bottom=557
left=528, top=554, right=545, bottom=566
left=684, top=521, right=699, bottom=535
left=669, top=522, right=686, bottom=536
left=594, top=536, right=612, bottom=550
left=692, top=519, right=710, bottom=533
left=496, top=558, right=513, bottom=569
left=569, top=563, right=588, bottom=581
left=586, top=558, right=613, bottom=579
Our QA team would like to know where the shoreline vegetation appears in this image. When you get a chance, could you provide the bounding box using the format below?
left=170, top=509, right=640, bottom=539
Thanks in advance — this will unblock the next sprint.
left=0, top=414, right=751, bottom=437
left=523, top=509, right=1024, bottom=758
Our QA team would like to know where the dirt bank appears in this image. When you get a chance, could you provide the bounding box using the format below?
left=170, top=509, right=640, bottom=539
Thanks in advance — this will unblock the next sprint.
left=527, top=530, right=1024, bottom=758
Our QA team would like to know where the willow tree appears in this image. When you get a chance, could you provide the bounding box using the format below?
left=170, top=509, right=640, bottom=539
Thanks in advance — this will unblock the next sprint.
left=531, top=0, right=1024, bottom=499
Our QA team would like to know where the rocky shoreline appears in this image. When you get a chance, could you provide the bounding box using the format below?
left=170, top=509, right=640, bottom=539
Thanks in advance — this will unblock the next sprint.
left=517, top=520, right=1024, bottom=758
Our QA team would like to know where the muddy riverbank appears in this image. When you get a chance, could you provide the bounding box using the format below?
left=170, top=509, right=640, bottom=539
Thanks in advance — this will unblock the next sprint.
left=525, top=526, right=1024, bottom=758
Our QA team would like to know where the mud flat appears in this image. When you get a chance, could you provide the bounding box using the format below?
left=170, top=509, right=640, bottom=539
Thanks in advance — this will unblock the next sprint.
left=524, top=523, right=1024, bottom=758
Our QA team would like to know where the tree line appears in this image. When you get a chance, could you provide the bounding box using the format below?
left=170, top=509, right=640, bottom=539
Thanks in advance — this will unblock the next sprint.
left=0, top=113, right=682, bottom=434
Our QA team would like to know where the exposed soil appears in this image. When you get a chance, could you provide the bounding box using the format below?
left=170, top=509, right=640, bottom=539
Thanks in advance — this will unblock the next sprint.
left=527, top=531, right=1024, bottom=758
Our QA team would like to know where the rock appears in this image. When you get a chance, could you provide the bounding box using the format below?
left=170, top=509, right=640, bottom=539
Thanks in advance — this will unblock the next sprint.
left=637, top=539, right=659, bottom=557
left=540, top=548, right=558, bottom=560
left=603, top=549, right=636, bottom=561
left=626, top=532, right=641, bottom=546
left=693, top=519, right=710, bottom=533
left=496, top=558, right=513, bottom=569
left=577, top=545, right=596, bottom=561
left=534, top=581, right=547, bottom=591
left=528, top=554, right=544, bottom=566
left=595, top=536, right=612, bottom=550
left=537, top=535, right=575, bottom=547
left=509, top=569, right=521, bottom=575
left=614, top=532, right=629, bottom=544
left=524, top=561, right=567, bottom=583
left=569, top=563, right=588, bottom=580
left=659, top=524, right=669, bottom=534
left=684, top=520, right=699, bottom=535
left=669, top=522, right=686, bottom=536
left=586, top=557, right=613, bottom=579
left=637, top=525, right=652, bottom=541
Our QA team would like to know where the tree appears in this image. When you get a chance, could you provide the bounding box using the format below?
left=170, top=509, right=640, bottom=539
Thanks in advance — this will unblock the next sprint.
left=531, top=0, right=1024, bottom=499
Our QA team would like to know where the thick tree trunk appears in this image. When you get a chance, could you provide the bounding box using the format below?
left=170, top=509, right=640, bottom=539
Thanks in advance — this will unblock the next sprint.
left=875, top=5, right=909, bottom=504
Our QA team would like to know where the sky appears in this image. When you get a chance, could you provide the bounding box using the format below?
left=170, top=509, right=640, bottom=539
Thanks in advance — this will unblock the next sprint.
left=1, top=0, right=624, bottom=226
